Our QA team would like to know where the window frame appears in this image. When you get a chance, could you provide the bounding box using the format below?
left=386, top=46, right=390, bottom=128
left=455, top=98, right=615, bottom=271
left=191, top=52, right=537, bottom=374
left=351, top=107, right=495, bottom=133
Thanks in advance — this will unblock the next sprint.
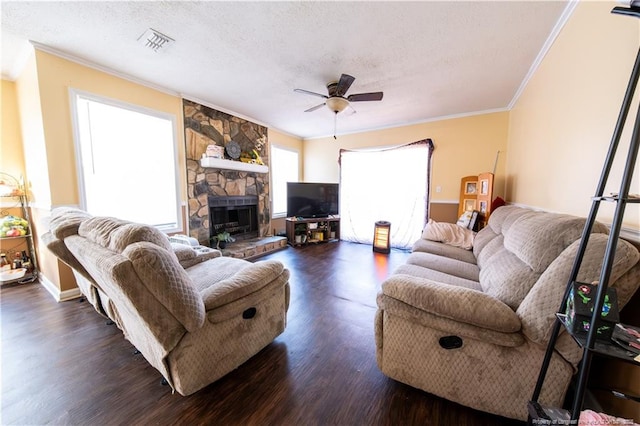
left=69, top=88, right=183, bottom=233
left=270, top=144, right=300, bottom=219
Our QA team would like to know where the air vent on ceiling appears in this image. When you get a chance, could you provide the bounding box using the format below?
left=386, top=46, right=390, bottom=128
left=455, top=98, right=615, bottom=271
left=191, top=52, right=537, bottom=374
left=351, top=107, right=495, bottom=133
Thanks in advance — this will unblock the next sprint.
left=138, top=28, right=174, bottom=53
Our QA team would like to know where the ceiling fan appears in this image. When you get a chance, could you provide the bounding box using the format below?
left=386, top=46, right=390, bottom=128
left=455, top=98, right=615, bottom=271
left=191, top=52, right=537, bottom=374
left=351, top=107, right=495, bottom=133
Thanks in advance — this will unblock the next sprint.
left=294, top=74, right=383, bottom=138
left=294, top=73, right=383, bottom=114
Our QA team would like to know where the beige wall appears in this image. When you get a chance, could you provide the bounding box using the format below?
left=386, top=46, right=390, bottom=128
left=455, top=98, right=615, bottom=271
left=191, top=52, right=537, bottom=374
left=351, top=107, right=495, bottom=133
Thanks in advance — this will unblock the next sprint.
left=303, top=111, right=509, bottom=204
left=508, top=1, right=640, bottom=230
left=1, top=80, right=26, bottom=179
left=15, top=54, right=50, bottom=208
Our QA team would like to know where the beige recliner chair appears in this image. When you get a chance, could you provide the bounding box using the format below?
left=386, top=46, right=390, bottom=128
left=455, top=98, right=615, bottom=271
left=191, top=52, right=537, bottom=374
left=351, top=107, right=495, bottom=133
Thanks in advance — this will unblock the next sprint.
left=43, top=207, right=290, bottom=396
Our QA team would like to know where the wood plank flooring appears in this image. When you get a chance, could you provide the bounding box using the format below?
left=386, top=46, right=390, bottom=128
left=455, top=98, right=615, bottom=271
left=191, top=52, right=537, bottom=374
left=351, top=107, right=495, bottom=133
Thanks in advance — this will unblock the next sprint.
left=1, top=241, right=525, bottom=425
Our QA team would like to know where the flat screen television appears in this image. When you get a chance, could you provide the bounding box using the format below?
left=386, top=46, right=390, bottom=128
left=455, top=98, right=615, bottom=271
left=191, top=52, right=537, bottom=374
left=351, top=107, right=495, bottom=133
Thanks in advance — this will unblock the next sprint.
left=286, top=182, right=339, bottom=218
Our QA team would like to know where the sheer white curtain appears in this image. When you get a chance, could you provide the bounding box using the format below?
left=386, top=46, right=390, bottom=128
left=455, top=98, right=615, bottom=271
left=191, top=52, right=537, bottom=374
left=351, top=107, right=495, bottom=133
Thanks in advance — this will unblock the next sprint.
left=339, top=140, right=433, bottom=249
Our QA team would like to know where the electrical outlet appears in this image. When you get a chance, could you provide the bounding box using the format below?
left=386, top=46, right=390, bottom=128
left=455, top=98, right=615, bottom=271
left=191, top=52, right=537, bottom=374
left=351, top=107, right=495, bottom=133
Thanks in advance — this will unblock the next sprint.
left=436, top=186, right=442, bottom=193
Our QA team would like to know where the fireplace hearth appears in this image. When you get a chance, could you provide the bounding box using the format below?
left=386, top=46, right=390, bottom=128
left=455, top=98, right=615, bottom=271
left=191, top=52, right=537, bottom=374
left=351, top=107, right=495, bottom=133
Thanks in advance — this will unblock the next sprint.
left=209, top=195, right=259, bottom=241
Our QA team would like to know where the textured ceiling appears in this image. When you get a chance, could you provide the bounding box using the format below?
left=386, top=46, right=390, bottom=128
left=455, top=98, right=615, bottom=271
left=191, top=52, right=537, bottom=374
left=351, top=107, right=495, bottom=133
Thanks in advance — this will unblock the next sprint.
left=1, top=1, right=571, bottom=139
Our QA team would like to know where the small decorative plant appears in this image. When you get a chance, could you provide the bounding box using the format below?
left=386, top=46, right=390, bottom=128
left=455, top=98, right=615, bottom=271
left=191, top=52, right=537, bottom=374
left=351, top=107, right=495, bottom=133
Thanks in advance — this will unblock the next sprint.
left=211, top=231, right=235, bottom=249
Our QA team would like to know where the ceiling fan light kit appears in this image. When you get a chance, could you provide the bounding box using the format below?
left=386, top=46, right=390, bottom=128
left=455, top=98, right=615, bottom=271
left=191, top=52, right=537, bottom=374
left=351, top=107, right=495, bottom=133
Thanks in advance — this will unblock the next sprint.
left=326, top=97, right=350, bottom=113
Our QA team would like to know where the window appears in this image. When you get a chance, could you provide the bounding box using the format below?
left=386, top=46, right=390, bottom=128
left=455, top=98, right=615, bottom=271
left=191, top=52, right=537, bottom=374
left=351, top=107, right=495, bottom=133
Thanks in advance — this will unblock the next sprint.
left=270, top=145, right=299, bottom=218
left=70, top=90, right=182, bottom=232
left=339, top=140, right=433, bottom=249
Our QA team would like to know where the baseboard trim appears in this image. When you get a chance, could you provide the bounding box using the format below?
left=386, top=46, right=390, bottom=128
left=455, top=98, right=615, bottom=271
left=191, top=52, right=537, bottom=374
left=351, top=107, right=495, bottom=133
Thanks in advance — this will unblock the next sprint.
left=39, top=274, right=81, bottom=302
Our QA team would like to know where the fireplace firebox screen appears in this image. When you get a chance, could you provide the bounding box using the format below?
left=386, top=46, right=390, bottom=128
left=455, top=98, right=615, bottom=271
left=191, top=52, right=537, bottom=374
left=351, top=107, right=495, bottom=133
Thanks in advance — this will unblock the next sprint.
left=208, top=195, right=259, bottom=241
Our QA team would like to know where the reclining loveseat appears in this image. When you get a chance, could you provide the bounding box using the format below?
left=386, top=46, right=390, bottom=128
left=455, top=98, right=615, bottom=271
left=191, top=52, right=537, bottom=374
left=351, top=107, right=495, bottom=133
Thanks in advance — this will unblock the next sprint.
left=375, top=205, right=640, bottom=420
left=43, top=207, right=290, bottom=396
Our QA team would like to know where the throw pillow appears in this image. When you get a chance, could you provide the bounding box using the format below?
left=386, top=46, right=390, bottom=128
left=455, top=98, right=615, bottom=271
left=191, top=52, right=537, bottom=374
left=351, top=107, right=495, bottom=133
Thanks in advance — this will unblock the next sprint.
left=421, top=219, right=475, bottom=250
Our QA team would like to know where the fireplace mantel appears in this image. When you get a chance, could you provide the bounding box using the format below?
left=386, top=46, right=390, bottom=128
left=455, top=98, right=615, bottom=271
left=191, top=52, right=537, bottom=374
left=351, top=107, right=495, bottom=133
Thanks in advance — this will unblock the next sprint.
left=200, top=157, right=268, bottom=173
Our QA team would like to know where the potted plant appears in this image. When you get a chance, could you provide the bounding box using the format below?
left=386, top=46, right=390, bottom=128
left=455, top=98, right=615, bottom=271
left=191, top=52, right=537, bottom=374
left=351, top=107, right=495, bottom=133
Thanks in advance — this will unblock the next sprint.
left=211, top=231, right=235, bottom=249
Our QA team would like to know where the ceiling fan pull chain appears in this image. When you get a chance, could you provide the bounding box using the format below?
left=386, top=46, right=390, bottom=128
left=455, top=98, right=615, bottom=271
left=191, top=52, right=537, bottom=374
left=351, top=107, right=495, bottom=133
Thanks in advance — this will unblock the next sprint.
left=334, top=112, right=338, bottom=140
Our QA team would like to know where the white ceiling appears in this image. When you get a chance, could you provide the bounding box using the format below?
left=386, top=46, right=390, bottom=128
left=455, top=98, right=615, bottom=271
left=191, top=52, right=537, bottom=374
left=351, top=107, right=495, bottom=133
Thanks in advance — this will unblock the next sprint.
left=1, top=1, right=571, bottom=140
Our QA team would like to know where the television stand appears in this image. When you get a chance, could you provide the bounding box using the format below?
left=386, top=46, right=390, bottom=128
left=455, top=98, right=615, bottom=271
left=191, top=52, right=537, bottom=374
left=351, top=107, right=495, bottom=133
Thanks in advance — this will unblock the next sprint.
left=285, top=217, right=340, bottom=247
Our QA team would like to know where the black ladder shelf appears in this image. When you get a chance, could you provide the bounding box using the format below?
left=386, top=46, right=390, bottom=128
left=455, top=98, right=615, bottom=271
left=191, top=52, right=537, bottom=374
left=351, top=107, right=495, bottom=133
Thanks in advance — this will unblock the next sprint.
left=528, top=4, right=640, bottom=424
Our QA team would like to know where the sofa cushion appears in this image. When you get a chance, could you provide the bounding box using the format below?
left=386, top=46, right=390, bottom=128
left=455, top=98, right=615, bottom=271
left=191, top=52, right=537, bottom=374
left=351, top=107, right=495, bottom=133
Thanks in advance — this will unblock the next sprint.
left=484, top=205, right=530, bottom=235
left=78, top=216, right=130, bottom=247
left=381, top=274, right=521, bottom=333
left=406, top=252, right=480, bottom=282
left=479, top=247, right=539, bottom=309
left=503, top=213, right=607, bottom=274
left=123, top=242, right=205, bottom=332
left=476, top=211, right=610, bottom=310
left=172, top=243, right=197, bottom=262
left=517, top=234, right=640, bottom=346
left=79, top=217, right=174, bottom=254
left=475, top=235, right=504, bottom=269
left=394, top=264, right=482, bottom=291
left=186, top=256, right=254, bottom=292
left=49, top=207, right=92, bottom=239
left=199, top=260, right=286, bottom=310
left=420, top=219, right=475, bottom=250
left=110, top=223, right=173, bottom=253
left=472, top=227, right=499, bottom=260
left=473, top=205, right=529, bottom=264
left=412, top=239, right=477, bottom=264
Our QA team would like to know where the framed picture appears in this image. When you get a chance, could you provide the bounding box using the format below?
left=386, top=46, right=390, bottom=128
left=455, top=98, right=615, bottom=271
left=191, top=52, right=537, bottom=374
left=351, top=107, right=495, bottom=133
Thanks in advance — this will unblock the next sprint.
left=480, top=179, right=489, bottom=195
left=479, top=200, right=487, bottom=214
left=463, top=199, right=476, bottom=212
left=464, top=182, right=477, bottom=195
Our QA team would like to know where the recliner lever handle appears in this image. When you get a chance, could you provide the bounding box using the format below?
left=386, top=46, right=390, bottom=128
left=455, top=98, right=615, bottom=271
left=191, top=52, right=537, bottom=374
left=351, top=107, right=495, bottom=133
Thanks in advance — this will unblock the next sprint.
left=242, top=307, right=257, bottom=319
left=439, top=335, right=463, bottom=349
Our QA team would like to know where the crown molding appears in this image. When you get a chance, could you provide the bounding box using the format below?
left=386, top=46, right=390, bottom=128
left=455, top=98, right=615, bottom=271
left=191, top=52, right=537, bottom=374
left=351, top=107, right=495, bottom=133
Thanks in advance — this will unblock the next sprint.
left=303, top=107, right=509, bottom=141
left=508, top=0, right=579, bottom=109
left=31, top=41, right=180, bottom=97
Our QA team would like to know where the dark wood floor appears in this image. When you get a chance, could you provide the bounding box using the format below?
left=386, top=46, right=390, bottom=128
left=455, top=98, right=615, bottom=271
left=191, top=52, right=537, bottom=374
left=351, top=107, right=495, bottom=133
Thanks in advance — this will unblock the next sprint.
left=1, top=241, right=525, bottom=425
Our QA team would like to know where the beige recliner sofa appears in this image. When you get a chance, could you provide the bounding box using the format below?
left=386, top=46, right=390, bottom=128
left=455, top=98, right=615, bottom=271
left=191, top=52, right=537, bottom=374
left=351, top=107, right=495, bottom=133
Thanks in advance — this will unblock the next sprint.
left=375, top=205, right=640, bottom=420
left=43, top=207, right=290, bottom=396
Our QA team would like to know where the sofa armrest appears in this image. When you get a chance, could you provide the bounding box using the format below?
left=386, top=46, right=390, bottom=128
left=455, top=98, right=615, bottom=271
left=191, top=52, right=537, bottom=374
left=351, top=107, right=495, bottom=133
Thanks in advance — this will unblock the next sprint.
left=201, top=260, right=287, bottom=310
left=172, top=243, right=221, bottom=269
left=381, top=274, right=521, bottom=333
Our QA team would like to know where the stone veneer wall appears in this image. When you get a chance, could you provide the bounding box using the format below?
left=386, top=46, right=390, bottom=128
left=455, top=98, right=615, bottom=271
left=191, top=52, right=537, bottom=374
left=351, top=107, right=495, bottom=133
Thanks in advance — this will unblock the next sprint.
left=183, top=99, right=270, bottom=245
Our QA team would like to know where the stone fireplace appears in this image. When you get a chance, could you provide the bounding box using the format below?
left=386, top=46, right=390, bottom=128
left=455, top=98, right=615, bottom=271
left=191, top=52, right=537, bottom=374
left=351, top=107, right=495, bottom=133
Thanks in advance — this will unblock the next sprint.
left=183, top=99, right=271, bottom=246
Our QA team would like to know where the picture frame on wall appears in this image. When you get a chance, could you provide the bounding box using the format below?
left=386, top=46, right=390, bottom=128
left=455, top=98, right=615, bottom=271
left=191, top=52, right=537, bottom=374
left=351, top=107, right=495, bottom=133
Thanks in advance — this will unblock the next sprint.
left=480, top=179, right=489, bottom=195
left=465, top=182, right=477, bottom=195
left=464, top=199, right=476, bottom=212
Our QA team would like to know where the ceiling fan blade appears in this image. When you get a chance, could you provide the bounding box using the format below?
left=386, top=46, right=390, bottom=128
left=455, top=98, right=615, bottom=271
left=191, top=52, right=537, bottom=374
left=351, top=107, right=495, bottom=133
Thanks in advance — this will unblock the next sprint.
left=294, top=88, right=328, bottom=99
left=335, top=74, right=355, bottom=96
left=304, top=103, right=326, bottom=112
left=348, top=92, right=384, bottom=102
